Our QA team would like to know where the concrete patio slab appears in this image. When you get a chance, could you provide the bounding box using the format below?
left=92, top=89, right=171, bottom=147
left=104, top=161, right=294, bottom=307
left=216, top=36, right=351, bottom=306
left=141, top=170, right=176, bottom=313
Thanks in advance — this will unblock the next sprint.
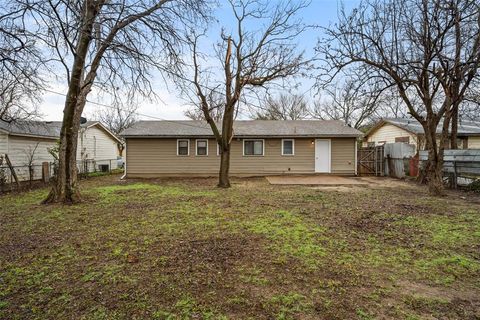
left=266, top=175, right=369, bottom=185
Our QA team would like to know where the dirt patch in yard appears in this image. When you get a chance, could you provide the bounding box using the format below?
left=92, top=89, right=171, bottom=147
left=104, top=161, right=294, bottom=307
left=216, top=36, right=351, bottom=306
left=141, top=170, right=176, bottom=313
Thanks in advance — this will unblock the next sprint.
left=397, top=280, right=479, bottom=303
left=267, top=175, right=368, bottom=185
left=162, top=235, right=268, bottom=285
left=310, top=185, right=364, bottom=192
left=393, top=280, right=480, bottom=319
left=360, top=176, right=420, bottom=188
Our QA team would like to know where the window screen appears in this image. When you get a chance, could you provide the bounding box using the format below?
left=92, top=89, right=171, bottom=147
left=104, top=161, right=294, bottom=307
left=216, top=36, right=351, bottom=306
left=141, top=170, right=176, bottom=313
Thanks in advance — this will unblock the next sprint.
left=178, top=140, right=189, bottom=155
left=196, top=140, right=208, bottom=155
left=244, top=140, right=263, bottom=155
left=282, top=139, right=294, bottom=155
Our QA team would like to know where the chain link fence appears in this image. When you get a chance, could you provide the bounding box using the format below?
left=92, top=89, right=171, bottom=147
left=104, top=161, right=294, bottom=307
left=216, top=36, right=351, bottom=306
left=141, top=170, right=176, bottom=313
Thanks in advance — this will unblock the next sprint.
left=0, top=158, right=121, bottom=193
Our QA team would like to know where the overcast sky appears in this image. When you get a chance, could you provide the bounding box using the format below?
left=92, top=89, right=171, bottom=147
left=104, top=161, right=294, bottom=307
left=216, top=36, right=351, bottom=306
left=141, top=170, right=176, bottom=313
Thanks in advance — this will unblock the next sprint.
left=39, top=0, right=358, bottom=121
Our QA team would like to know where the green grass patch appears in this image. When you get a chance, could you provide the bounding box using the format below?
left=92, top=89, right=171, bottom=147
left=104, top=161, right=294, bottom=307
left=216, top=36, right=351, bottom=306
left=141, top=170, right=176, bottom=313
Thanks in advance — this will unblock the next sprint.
left=265, top=292, right=312, bottom=320
left=415, top=255, right=480, bottom=284
left=400, top=213, right=480, bottom=248
left=245, top=210, right=326, bottom=269
left=356, top=308, right=374, bottom=320
left=403, top=294, right=450, bottom=311
left=237, top=266, right=269, bottom=285
left=153, top=296, right=227, bottom=320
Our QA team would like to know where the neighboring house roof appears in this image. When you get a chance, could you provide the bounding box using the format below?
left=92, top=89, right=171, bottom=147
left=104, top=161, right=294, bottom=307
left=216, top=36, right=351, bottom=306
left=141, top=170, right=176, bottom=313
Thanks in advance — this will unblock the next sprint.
left=121, top=120, right=363, bottom=138
left=0, top=120, right=123, bottom=144
left=0, top=120, right=63, bottom=138
left=365, top=118, right=480, bottom=138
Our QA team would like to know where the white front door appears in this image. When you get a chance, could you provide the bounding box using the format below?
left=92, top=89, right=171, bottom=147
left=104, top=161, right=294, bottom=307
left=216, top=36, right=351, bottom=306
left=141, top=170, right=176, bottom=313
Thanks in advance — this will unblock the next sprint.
left=315, top=139, right=331, bottom=173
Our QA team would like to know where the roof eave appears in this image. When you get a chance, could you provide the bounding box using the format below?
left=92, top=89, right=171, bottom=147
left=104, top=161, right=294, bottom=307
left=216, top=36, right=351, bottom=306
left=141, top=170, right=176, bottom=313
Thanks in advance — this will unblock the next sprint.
left=7, top=132, right=58, bottom=140
left=123, top=134, right=363, bottom=138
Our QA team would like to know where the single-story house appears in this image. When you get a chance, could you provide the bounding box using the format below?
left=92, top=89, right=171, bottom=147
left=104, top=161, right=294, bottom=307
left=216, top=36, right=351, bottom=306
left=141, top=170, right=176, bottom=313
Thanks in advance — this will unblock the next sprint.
left=121, top=120, right=363, bottom=178
left=0, top=120, right=123, bottom=180
left=363, top=118, right=480, bottom=150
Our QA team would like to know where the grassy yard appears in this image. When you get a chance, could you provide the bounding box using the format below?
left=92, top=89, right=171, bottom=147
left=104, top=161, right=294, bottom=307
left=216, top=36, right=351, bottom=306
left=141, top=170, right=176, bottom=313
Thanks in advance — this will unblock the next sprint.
left=0, top=176, right=479, bottom=319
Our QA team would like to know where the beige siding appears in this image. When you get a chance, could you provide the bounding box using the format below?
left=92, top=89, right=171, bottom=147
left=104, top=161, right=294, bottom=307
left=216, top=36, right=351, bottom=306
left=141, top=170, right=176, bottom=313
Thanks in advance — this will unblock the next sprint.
left=125, top=137, right=356, bottom=177
left=331, top=138, right=356, bottom=174
left=78, top=125, right=118, bottom=169
left=469, top=137, right=480, bottom=149
left=365, top=123, right=418, bottom=148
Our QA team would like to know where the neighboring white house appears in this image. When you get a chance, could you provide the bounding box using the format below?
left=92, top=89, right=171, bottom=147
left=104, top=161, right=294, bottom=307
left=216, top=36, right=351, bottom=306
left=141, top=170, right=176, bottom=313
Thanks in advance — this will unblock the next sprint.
left=363, top=118, right=480, bottom=150
left=0, top=120, right=123, bottom=180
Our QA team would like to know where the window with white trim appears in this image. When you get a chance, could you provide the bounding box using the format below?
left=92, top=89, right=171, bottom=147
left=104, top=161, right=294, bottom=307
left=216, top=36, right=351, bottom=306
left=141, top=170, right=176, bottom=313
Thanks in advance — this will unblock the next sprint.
left=177, top=139, right=189, bottom=156
left=196, top=139, right=208, bottom=156
left=243, top=139, right=264, bottom=156
left=282, top=139, right=294, bottom=155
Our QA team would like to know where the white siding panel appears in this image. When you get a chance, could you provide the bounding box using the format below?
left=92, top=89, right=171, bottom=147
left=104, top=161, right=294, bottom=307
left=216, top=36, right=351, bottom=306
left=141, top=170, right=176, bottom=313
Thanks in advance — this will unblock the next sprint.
left=7, top=136, right=56, bottom=166
left=0, top=132, right=8, bottom=155
left=78, top=125, right=118, bottom=169
left=5, top=136, right=57, bottom=181
left=367, top=123, right=418, bottom=148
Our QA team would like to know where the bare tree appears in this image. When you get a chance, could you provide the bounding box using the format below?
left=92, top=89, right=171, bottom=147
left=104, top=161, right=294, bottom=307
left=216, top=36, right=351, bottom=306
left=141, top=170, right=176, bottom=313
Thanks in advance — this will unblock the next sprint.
left=317, top=0, right=480, bottom=195
left=23, top=142, right=40, bottom=185
left=459, top=77, right=480, bottom=121
left=93, top=101, right=138, bottom=154
left=184, top=90, right=224, bottom=121
left=94, top=103, right=138, bottom=136
left=251, top=93, right=308, bottom=120
left=181, top=0, right=309, bottom=187
left=311, top=77, right=390, bottom=129
left=0, top=3, right=44, bottom=122
left=0, top=68, right=42, bottom=122
left=7, top=0, right=210, bottom=203
left=379, top=87, right=409, bottom=119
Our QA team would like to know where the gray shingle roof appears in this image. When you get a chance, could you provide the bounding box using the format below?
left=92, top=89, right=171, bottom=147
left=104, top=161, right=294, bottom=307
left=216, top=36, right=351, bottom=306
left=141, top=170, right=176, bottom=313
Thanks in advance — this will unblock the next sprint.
left=0, top=120, right=98, bottom=138
left=382, top=118, right=480, bottom=136
left=121, top=120, right=363, bottom=138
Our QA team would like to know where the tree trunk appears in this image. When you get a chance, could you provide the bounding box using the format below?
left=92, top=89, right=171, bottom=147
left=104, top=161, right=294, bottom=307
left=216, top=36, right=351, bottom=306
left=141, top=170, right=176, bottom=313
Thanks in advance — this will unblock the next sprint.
left=43, top=102, right=86, bottom=204
left=423, top=148, right=444, bottom=195
left=450, top=105, right=458, bottom=149
left=218, top=145, right=231, bottom=188
left=419, top=118, right=445, bottom=196
left=217, top=94, right=235, bottom=188
left=43, top=2, right=98, bottom=204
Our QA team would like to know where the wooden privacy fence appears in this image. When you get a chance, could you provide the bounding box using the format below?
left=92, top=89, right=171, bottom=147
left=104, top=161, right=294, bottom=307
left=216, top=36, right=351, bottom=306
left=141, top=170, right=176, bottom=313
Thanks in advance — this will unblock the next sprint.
left=357, top=143, right=418, bottom=178
left=419, top=149, right=480, bottom=188
left=357, top=146, right=385, bottom=176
